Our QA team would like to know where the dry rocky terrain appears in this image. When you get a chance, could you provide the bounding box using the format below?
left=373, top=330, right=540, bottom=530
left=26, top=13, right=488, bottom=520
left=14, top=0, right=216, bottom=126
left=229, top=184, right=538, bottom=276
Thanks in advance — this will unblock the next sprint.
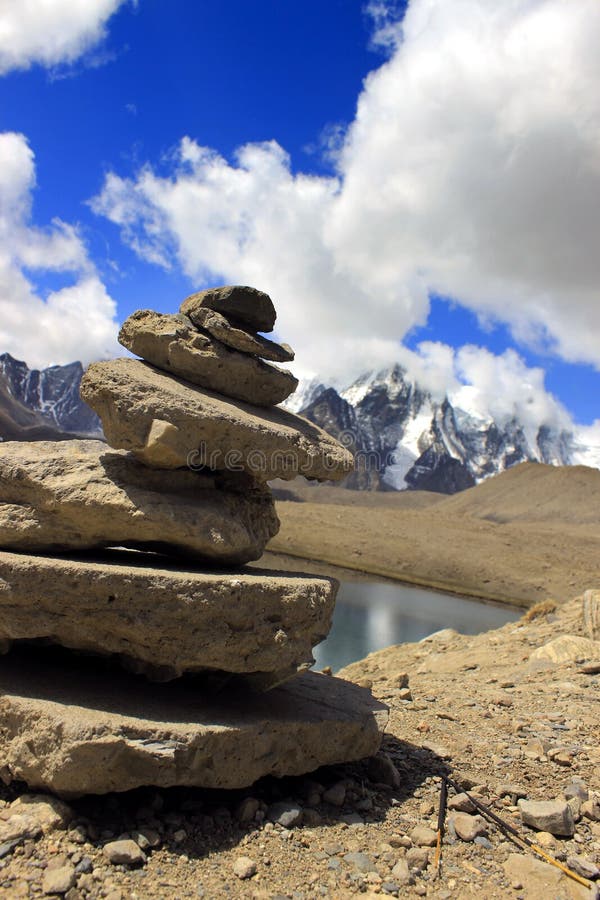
left=1, top=591, right=599, bottom=899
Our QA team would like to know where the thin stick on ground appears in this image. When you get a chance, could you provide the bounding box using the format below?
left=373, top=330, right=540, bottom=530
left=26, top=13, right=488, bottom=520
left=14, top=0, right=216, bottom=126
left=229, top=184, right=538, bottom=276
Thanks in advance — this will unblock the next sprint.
left=444, top=776, right=593, bottom=891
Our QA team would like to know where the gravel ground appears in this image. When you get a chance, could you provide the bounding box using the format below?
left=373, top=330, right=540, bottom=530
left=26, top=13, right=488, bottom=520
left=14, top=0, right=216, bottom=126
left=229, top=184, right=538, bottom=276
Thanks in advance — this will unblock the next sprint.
left=0, top=594, right=599, bottom=899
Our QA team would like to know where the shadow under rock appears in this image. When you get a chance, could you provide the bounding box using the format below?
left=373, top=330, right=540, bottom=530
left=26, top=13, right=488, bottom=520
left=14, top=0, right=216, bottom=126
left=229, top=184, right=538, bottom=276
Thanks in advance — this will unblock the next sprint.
left=52, top=738, right=450, bottom=864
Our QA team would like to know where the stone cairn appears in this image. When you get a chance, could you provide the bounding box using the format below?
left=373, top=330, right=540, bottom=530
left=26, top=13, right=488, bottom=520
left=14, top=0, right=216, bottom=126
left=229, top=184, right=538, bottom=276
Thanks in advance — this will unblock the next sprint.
left=0, top=285, right=387, bottom=797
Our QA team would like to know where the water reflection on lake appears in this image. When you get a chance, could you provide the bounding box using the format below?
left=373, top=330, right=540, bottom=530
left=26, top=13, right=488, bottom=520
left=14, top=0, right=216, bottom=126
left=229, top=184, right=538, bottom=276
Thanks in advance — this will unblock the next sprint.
left=313, top=581, right=520, bottom=673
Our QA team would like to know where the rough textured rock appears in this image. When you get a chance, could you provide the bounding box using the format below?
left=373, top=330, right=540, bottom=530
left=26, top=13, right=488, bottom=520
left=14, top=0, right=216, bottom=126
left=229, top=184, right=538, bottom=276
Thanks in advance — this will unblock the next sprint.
left=181, top=285, right=276, bottom=333
left=119, top=310, right=297, bottom=407
left=190, top=307, right=294, bottom=362
left=103, top=840, right=146, bottom=866
left=451, top=812, right=487, bottom=842
left=0, top=652, right=388, bottom=796
left=0, top=795, right=72, bottom=846
left=583, top=589, right=600, bottom=641
left=0, top=440, right=278, bottom=564
left=503, top=853, right=591, bottom=900
left=529, top=634, right=600, bottom=667
left=0, top=551, right=337, bottom=680
left=518, top=798, right=575, bottom=836
left=80, top=359, right=354, bottom=481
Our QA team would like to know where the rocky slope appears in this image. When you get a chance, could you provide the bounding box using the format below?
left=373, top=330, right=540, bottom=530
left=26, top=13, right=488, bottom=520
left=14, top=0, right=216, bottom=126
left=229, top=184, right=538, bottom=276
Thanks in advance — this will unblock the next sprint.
left=0, top=591, right=598, bottom=899
left=287, top=365, right=597, bottom=494
left=0, top=353, right=101, bottom=440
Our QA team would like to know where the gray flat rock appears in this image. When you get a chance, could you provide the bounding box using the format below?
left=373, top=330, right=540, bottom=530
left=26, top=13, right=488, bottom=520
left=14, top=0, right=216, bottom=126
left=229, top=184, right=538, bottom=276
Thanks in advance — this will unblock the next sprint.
left=181, top=285, right=276, bottom=333
left=189, top=307, right=294, bottom=363
left=0, top=440, right=278, bottom=564
left=119, top=310, right=297, bottom=407
left=0, top=550, right=337, bottom=680
left=0, top=650, right=388, bottom=796
left=80, top=359, right=354, bottom=481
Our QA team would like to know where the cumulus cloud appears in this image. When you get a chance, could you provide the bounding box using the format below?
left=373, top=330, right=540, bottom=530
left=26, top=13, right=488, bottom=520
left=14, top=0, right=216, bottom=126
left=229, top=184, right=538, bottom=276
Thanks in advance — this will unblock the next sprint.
left=365, top=340, right=569, bottom=445
left=91, top=0, right=600, bottom=392
left=0, top=0, right=129, bottom=74
left=0, top=132, right=119, bottom=368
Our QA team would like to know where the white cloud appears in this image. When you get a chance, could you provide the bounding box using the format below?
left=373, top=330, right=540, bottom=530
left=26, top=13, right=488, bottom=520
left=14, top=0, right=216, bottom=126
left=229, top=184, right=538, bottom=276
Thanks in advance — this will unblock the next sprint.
left=366, top=340, right=570, bottom=443
left=91, top=0, right=600, bottom=387
left=0, top=0, right=129, bottom=74
left=0, top=132, right=119, bottom=368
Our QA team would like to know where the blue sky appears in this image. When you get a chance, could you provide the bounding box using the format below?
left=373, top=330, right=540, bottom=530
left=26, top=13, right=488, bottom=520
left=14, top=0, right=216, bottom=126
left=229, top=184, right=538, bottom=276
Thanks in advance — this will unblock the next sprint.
left=0, top=0, right=599, bottom=446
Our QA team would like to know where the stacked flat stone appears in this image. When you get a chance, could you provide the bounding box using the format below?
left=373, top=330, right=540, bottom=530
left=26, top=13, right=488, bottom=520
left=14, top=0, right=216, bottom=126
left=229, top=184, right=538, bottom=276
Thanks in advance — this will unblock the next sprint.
left=0, top=285, right=387, bottom=796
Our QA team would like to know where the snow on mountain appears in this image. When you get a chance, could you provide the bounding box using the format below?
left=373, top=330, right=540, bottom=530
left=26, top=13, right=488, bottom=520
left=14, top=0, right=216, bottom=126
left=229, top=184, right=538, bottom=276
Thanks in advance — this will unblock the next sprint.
left=283, top=377, right=328, bottom=414
left=290, top=364, right=590, bottom=493
left=0, top=353, right=102, bottom=440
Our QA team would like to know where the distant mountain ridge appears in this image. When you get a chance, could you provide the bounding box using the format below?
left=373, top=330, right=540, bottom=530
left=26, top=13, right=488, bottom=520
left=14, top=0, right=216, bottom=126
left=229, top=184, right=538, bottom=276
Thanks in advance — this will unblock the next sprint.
left=2, top=352, right=598, bottom=496
left=286, top=364, right=599, bottom=494
left=0, top=353, right=102, bottom=441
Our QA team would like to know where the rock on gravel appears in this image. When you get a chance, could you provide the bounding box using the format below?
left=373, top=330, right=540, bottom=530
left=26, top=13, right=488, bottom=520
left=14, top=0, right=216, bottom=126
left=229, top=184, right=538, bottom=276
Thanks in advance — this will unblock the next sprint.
left=567, top=855, right=600, bottom=880
left=451, top=812, right=488, bottom=842
left=0, top=657, right=387, bottom=795
left=518, top=798, right=575, bottom=836
left=267, top=802, right=303, bottom=828
left=410, top=825, right=438, bottom=847
left=504, top=853, right=592, bottom=900
left=367, top=752, right=401, bottom=788
left=41, top=864, right=76, bottom=895
left=529, top=634, right=600, bottom=667
left=232, top=856, right=257, bottom=879
left=103, top=839, right=146, bottom=866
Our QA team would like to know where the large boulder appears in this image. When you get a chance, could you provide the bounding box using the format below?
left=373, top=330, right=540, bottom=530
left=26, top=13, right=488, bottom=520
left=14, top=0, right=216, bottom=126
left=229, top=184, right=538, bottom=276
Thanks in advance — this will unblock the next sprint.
left=0, top=651, right=388, bottom=796
left=0, top=440, right=278, bottom=563
left=80, top=358, right=354, bottom=481
left=119, top=310, right=297, bottom=407
left=0, top=551, right=337, bottom=681
left=181, top=285, right=276, bottom=333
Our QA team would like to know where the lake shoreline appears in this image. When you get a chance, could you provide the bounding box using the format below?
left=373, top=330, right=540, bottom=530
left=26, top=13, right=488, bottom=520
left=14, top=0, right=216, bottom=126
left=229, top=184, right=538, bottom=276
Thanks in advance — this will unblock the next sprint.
left=257, top=548, right=527, bottom=611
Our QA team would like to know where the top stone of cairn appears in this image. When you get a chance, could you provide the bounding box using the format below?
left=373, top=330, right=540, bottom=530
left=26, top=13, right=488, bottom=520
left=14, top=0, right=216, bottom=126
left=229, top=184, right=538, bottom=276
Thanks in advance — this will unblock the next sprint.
left=181, top=285, right=276, bottom=334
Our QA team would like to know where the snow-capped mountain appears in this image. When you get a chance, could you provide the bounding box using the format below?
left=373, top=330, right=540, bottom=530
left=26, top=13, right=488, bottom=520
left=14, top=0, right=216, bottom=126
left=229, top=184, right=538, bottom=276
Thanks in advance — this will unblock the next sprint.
left=292, top=364, right=596, bottom=493
left=0, top=353, right=102, bottom=441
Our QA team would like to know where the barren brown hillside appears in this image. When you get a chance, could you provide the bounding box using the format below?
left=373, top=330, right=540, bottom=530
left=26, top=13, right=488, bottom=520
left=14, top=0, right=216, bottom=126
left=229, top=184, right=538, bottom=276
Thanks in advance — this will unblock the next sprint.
left=266, top=463, right=600, bottom=607
left=436, top=461, right=600, bottom=525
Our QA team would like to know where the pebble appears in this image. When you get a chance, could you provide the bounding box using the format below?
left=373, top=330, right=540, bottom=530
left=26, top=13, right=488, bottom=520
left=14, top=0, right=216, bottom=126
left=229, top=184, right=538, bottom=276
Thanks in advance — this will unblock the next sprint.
left=451, top=813, right=488, bottom=842
left=322, top=783, right=346, bottom=807
left=367, top=753, right=401, bottom=788
left=42, top=865, right=76, bottom=895
left=344, top=851, right=377, bottom=873
left=236, top=797, right=260, bottom=824
left=267, top=802, right=303, bottom=828
left=340, top=813, right=365, bottom=827
left=132, top=828, right=160, bottom=850
left=390, top=858, right=411, bottom=885
left=564, top=780, right=589, bottom=802
left=406, top=847, right=429, bottom=871
left=448, top=793, right=476, bottom=813
left=410, top=825, right=438, bottom=847
left=103, top=840, right=146, bottom=866
left=582, top=797, right=600, bottom=822
left=566, top=855, right=600, bottom=880
left=232, top=856, right=257, bottom=879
